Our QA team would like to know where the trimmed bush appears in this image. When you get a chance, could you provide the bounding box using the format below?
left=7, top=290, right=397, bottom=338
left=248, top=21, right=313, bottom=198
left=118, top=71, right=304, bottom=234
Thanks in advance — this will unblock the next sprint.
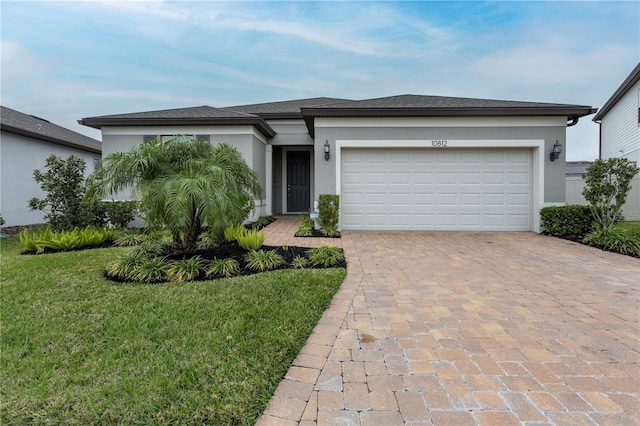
left=540, top=205, right=594, bottom=237
left=318, top=194, right=340, bottom=231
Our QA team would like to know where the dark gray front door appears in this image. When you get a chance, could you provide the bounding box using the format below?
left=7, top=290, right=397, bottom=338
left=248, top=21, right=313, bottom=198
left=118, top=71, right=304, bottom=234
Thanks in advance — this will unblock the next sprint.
left=287, top=151, right=310, bottom=212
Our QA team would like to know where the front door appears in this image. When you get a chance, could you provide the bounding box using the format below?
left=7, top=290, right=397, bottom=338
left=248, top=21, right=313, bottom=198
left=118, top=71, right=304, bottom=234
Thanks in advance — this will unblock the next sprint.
left=287, top=151, right=311, bottom=212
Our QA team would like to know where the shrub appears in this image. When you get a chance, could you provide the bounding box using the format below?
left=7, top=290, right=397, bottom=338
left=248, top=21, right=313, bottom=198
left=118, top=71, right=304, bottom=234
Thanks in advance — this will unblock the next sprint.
left=582, top=158, right=640, bottom=229
left=236, top=228, right=266, bottom=251
left=28, top=155, right=97, bottom=230
left=244, top=249, right=284, bottom=272
left=197, top=231, right=220, bottom=250
left=295, top=211, right=314, bottom=237
left=167, top=256, right=205, bottom=282
left=19, top=226, right=115, bottom=253
left=114, top=229, right=147, bottom=247
left=291, top=255, right=309, bottom=269
left=318, top=194, right=340, bottom=232
left=540, top=205, right=594, bottom=237
left=321, top=226, right=340, bottom=238
left=583, top=227, right=640, bottom=256
left=224, top=224, right=245, bottom=242
left=206, top=258, right=240, bottom=278
left=308, top=244, right=344, bottom=267
left=105, top=249, right=147, bottom=280
left=0, top=215, right=5, bottom=226
left=102, top=200, right=139, bottom=228
left=131, top=258, right=168, bottom=283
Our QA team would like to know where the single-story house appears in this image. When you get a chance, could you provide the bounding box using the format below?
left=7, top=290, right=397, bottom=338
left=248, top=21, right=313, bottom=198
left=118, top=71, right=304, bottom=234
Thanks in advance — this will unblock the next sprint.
left=1, top=106, right=102, bottom=227
left=593, top=62, right=640, bottom=162
left=79, top=94, right=596, bottom=232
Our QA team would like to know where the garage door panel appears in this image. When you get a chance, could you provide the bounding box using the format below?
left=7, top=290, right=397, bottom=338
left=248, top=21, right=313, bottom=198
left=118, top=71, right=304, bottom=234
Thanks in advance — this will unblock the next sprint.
left=341, top=148, right=532, bottom=231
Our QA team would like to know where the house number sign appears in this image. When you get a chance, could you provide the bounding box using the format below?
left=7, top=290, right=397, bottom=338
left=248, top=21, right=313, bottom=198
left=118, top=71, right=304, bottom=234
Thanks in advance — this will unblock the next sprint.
left=431, top=140, right=448, bottom=147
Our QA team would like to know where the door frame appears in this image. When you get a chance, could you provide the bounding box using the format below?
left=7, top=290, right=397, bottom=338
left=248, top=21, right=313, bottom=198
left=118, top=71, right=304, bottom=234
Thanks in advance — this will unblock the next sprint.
left=281, top=146, right=314, bottom=214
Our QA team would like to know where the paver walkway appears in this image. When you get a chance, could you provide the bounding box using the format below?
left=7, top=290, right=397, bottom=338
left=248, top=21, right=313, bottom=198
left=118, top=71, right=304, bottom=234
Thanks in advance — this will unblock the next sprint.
left=258, top=216, right=640, bottom=425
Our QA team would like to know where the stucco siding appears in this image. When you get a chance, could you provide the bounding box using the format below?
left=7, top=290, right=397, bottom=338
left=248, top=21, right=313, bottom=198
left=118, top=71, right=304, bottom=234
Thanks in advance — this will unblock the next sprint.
left=267, top=120, right=314, bottom=146
left=600, top=79, right=640, bottom=160
left=0, top=131, right=101, bottom=226
left=313, top=120, right=566, bottom=204
left=100, top=127, right=266, bottom=218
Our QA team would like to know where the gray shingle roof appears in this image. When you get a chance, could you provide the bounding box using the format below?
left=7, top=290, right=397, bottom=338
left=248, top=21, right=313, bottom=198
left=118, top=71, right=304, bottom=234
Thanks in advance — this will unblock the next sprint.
left=79, top=105, right=276, bottom=138
left=79, top=94, right=596, bottom=139
left=299, top=94, right=597, bottom=136
left=1, top=106, right=101, bottom=153
left=83, top=105, right=258, bottom=120
left=308, top=94, right=591, bottom=110
left=224, top=97, right=351, bottom=117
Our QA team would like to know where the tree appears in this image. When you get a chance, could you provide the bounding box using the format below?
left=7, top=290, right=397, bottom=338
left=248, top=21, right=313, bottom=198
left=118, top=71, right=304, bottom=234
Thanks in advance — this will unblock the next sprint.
left=28, top=154, right=96, bottom=230
left=582, top=158, right=639, bottom=230
left=87, top=137, right=262, bottom=254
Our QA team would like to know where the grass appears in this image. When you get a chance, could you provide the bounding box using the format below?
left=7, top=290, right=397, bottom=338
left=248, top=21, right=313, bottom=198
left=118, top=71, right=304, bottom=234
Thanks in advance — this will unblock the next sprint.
left=0, top=237, right=346, bottom=425
left=616, top=221, right=640, bottom=231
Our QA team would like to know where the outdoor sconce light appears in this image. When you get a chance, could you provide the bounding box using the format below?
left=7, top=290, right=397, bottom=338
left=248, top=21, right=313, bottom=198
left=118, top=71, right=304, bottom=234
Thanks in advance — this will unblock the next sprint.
left=550, top=140, right=562, bottom=161
left=324, top=140, right=331, bottom=161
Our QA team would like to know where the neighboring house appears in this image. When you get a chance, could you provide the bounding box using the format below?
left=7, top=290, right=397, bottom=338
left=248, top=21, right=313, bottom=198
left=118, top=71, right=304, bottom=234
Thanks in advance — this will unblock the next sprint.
left=591, top=63, right=640, bottom=221
left=594, top=62, right=640, bottom=162
left=1, top=106, right=102, bottom=227
left=80, top=94, right=595, bottom=232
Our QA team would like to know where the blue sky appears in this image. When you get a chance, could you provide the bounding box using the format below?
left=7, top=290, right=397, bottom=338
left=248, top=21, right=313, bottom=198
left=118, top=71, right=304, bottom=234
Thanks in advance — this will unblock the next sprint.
left=2, top=0, right=638, bottom=160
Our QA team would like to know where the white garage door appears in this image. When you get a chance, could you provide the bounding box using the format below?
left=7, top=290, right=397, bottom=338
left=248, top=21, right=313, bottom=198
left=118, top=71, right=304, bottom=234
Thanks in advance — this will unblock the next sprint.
left=341, top=148, right=532, bottom=231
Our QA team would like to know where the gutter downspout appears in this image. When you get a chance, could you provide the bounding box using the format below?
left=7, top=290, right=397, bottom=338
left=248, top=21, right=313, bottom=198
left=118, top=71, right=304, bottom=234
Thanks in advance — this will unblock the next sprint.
left=566, top=116, right=579, bottom=127
left=594, top=118, right=602, bottom=159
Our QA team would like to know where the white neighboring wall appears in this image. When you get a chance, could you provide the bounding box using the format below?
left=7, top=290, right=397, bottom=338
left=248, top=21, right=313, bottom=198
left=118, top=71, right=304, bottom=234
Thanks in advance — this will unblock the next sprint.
left=0, top=131, right=101, bottom=227
left=600, top=79, right=640, bottom=162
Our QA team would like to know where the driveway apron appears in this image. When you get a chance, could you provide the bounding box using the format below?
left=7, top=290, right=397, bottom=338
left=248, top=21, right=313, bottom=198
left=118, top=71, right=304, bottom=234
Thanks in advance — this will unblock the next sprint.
left=258, top=218, right=639, bottom=425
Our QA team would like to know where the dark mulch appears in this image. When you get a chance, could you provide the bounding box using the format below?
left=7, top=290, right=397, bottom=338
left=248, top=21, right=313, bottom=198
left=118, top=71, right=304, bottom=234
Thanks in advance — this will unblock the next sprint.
left=295, top=229, right=341, bottom=238
left=104, top=241, right=347, bottom=284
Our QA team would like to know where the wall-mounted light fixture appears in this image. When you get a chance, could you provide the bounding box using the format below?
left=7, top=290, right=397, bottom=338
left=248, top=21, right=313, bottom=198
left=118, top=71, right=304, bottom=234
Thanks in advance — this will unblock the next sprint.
left=324, top=140, right=331, bottom=161
left=550, top=140, right=562, bottom=161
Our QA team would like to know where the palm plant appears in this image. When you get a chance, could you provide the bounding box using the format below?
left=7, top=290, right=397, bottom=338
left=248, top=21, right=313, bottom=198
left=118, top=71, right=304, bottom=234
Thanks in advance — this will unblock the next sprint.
left=87, top=137, right=261, bottom=254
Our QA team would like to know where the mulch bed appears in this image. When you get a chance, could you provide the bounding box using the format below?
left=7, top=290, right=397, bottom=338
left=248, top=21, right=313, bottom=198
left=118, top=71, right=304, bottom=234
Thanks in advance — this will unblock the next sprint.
left=104, top=241, right=347, bottom=284
left=295, top=229, right=341, bottom=238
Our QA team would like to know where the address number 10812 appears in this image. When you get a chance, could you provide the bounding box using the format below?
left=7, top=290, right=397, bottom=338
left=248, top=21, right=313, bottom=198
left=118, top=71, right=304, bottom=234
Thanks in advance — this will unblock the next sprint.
left=431, top=140, right=448, bottom=147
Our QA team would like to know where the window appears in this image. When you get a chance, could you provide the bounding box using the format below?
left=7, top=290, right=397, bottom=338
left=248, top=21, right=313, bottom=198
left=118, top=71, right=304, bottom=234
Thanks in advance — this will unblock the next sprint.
left=196, top=135, right=210, bottom=142
left=143, top=135, right=157, bottom=143
left=637, top=88, right=639, bottom=124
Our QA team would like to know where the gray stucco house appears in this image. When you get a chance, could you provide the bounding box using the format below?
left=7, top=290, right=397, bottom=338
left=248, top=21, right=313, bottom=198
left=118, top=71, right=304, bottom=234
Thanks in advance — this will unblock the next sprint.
left=80, top=94, right=595, bottom=232
left=1, top=106, right=102, bottom=227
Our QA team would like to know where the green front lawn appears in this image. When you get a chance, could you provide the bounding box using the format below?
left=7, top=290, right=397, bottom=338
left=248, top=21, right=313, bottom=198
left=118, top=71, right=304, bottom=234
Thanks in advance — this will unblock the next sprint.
left=0, top=237, right=346, bottom=425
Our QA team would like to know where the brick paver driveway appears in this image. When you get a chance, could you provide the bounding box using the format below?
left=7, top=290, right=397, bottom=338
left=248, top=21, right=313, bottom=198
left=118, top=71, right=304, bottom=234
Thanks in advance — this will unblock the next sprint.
left=259, top=219, right=639, bottom=425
